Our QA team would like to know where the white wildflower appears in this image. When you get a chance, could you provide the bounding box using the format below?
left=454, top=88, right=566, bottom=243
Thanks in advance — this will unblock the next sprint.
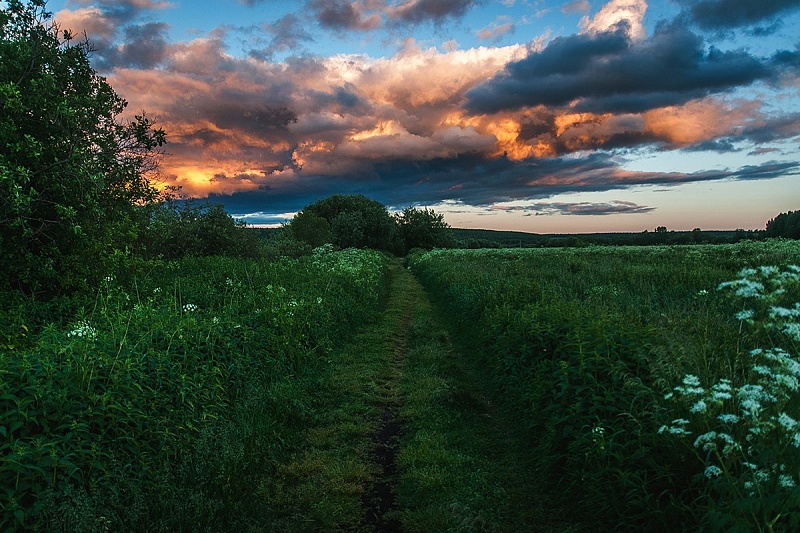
left=759, top=266, right=779, bottom=277
left=778, top=412, right=798, bottom=431
left=183, top=303, right=198, bottom=312
left=769, top=306, right=799, bottom=319
left=704, top=465, right=723, bottom=479
left=694, top=431, right=719, bottom=452
left=690, top=400, right=708, bottom=414
left=717, top=413, right=739, bottom=424
left=735, top=309, right=754, bottom=321
left=67, top=320, right=97, bottom=339
left=683, top=374, right=701, bottom=387
left=779, top=474, right=796, bottom=488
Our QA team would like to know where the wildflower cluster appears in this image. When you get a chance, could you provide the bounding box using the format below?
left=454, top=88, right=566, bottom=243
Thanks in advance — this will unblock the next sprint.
left=67, top=320, right=97, bottom=339
left=718, top=265, right=800, bottom=342
left=661, top=265, right=800, bottom=524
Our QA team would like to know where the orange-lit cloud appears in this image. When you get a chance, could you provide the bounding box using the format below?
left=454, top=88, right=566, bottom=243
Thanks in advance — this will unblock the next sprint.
left=51, top=0, right=800, bottom=219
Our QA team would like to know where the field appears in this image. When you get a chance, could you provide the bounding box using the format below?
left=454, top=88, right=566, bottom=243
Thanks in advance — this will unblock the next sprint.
left=2, top=240, right=800, bottom=531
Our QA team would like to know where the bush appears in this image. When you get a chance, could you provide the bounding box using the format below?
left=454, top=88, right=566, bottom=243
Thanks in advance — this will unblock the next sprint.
left=300, top=194, right=399, bottom=252
left=395, top=207, right=454, bottom=253
left=136, top=199, right=265, bottom=259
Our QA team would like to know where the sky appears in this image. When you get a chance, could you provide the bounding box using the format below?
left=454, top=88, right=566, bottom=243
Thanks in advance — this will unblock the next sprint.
left=43, top=0, right=800, bottom=232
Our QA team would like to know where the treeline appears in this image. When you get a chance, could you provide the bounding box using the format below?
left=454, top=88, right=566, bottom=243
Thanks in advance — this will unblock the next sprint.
left=452, top=226, right=768, bottom=249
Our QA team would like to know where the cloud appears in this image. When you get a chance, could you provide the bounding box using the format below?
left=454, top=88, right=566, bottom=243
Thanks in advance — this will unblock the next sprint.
left=65, top=0, right=173, bottom=24
left=677, top=0, right=800, bottom=30
left=389, top=0, right=478, bottom=25
left=465, top=22, right=771, bottom=115
left=63, top=0, right=796, bottom=220
left=248, top=15, right=314, bottom=60
left=206, top=154, right=800, bottom=222
left=111, top=22, right=170, bottom=68
left=477, top=18, right=515, bottom=42
left=499, top=200, right=656, bottom=216
left=55, top=7, right=116, bottom=40
left=309, top=0, right=381, bottom=30
left=562, top=0, right=591, bottom=15
left=579, top=0, right=648, bottom=41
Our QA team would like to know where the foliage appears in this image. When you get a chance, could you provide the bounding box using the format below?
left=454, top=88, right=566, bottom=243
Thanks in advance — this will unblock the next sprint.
left=288, top=209, right=333, bottom=247
left=0, top=250, right=390, bottom=530
left=0, top=0, right=165, bottom=295
left=135, top=198, right=265, bottom=259
left=300, top=194, right=399, bottom=252
left=395, top=206, right=454, bottom=253
left=661, top=265, right=800, bottom=531
left=408, top=241, right=800, bottom=530
left=766, top=211, right=800, bottom=239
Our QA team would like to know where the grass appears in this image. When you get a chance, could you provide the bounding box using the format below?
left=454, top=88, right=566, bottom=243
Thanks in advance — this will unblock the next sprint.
left=408, top=240, right=800, bottom=530
left=4, top=240, right=800, bottom=530
left=395, top=268, right=578, bottom=531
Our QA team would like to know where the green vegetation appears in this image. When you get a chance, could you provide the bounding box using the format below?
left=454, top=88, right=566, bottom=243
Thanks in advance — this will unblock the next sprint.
left=408, top=240, right=800, bottom=531
left=284, top=194, right=455, bottom=255
left=4, top=3, right=800, bottom=531
left=766, top=210, right=800, bottom=239
left=1, top=248, right=390, bottom=530
left=136, top=198, right=266, bottom=260
left=1, top=0, right=165, bottom=295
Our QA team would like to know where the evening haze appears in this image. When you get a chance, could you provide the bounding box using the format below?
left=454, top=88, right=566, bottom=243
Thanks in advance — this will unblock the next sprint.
left=48, top=0, right=800, bottom=232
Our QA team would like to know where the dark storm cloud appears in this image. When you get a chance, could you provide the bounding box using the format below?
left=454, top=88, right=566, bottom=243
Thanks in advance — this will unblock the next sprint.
left=248, top=15, right=314, bottom=60
left=465, top=23, right=772, bottom=115
left=309, top=0, right=380, bottom=30
left=685, top=139, right=738, bottom=152
left=211, top=152, right=800, bottom=223
left=193, top=101, right=297, bottom=140
left=113, top=22, right=170, bottom=68
left=391, top=0, right=478, bottom=25
left=678, top=0, right=800, bottom=30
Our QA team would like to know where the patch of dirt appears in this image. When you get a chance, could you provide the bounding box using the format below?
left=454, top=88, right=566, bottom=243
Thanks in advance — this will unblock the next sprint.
left=361, top=406, right=404, bottom=532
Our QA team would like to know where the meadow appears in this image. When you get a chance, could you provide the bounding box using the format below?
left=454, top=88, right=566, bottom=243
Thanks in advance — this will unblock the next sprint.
left=2, top=239, right=800, bottom=531
left=0, top=247, right=390, bottom=530
left=408, top=239, right=800, bottom=531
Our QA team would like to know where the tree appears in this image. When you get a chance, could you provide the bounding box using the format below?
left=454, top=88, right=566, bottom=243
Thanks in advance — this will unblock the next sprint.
left=765, top=210, right=800, bottom=239
left=301, top=194, right=398, bottom=252
left=1, top=0, right=166, bottom=294
left=395, top=206, right=453, bottom=253
left=288, top=209, right=333, bottom=247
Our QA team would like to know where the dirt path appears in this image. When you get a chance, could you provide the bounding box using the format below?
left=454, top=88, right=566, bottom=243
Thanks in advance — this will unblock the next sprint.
left=266, top=260, right=575, bottom=531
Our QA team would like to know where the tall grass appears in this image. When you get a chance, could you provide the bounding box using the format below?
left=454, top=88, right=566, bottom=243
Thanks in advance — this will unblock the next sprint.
left=408, top=240, right=800, bottom=530
left=0, top=248, right=389, bottom=531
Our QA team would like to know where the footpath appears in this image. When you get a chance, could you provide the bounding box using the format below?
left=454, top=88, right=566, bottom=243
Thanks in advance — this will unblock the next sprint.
left=267, top=260, right=575, bottom=532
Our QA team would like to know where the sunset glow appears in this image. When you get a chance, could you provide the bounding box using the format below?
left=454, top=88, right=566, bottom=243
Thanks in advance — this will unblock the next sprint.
left=48, top=0, right=800, bottom=232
